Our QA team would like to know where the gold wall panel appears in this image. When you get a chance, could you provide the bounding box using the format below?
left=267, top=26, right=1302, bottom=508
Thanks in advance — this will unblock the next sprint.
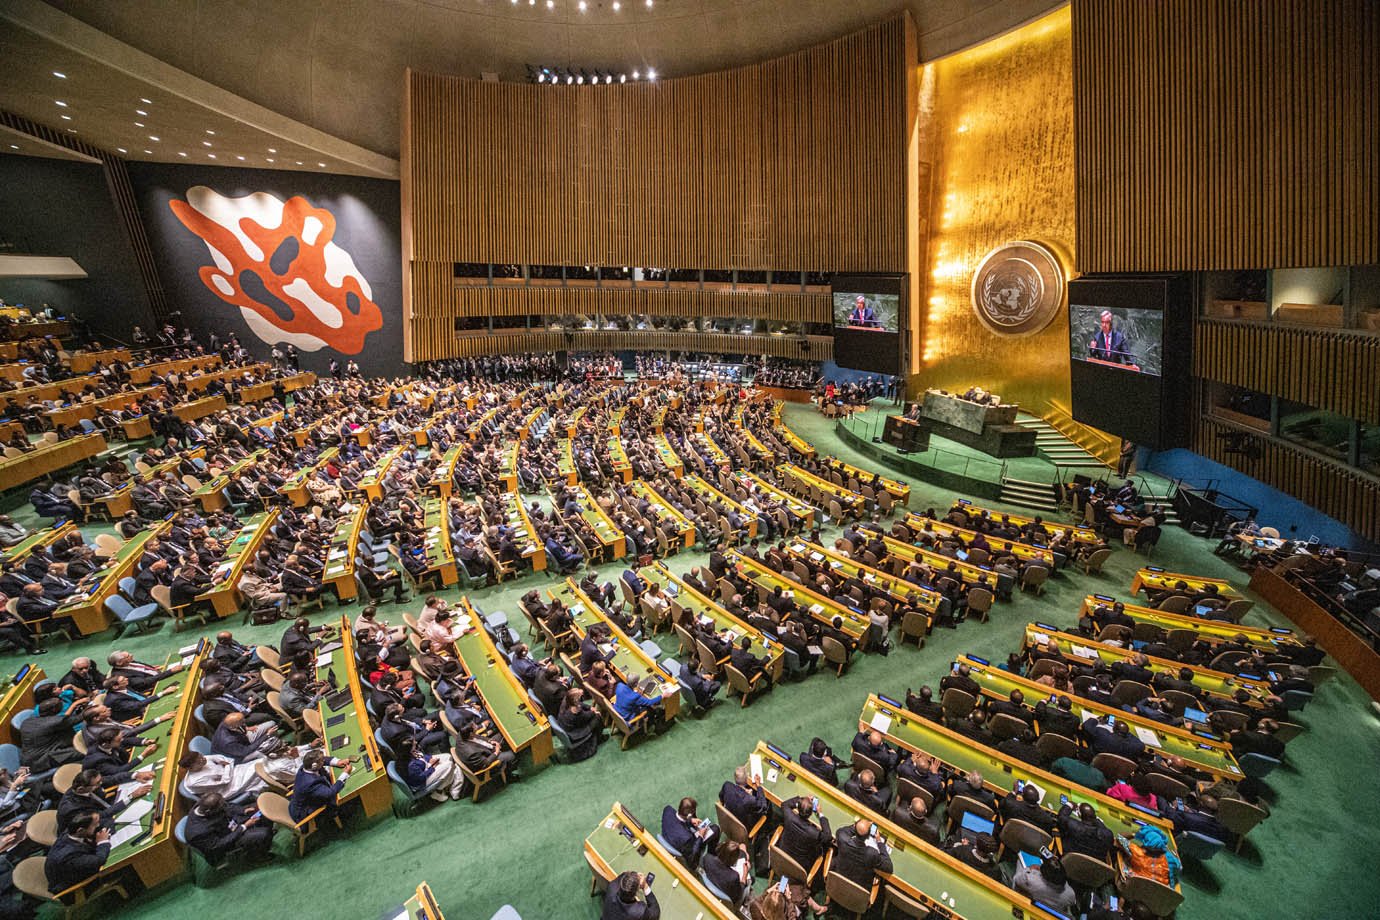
left=913, top=8, right=1079, bottom=422
left=1074, top=0, right=1379, bottom=272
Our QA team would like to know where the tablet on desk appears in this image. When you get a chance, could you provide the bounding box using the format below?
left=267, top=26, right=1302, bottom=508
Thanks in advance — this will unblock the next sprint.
left=325, top=688, right=353, bottom=711
left=329, top=734, right=349, bottom=751
left=1183, top=706, right=1208, bottom=724
left=959, top=812, right=995, bottom=837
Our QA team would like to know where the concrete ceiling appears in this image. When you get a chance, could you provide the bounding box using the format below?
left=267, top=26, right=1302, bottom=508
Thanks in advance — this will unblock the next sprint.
left=33, top=0, right=1063, bottom=163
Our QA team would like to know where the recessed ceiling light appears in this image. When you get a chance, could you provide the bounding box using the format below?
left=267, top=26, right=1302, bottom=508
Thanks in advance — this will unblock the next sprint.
left=207, top=153, right=216, bottom=159
left=117, top=147, right=127, bottom=153
left=578, top=0, right=586, bottom=9
left=60, top=114, right=71, bottom=120
left=144, top=149, right=152, bottom=154
left=632, top=70, right=640, bottom=79
left=613, top=0, right=621, bottom=9
left=134, top=122, right=144, bottom=127
left=546, top=0, right=553, bottom=7
left=7, top=144, right=17, bottom=150
left=202, top=141, right=212, bottom=147
left=52, top=71, right=66, bottom=79
left=318, top=162, right=326, bottom=167
left=66, top=128, right=76, bottom=133
left=206, top=129, right=215, bottom=135
left=646, top=0, right=653, bottom=7
left=178, top=151, right=187, bottom=157
left=140, top=98, right=152, bottom=104
left=136, top=109, right=147, bottom=116
left=295, top=160, right=303, bottom=165
left=148, top=135, right=159, bottom=141
left=647, top=68, right=657, bottom=80
left=236, top=155, right=245, bottom=161
left=266, top=158, right=275, bottom=163
left=268, top=148, right=277, bottom=153
left=55, top=100, right=68, bottom=107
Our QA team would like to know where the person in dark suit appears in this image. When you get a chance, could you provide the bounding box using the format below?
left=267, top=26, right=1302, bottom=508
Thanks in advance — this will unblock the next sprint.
left=289, top=750, right=353, bottom=823
left=579, top=626, right=617, bottom=674
left=851, top=730, right=900, bottom=776
left=44, top=809, right=110, bottom=894
left=1229, top=721, right=1285, bottom=760
left=987, top=689, right=1034, bottom=725
left=185, top=792, right=274, bottom=864
left=904, top=686, right=945, bottom=722
left=776, top=796, right=831, bottom=870
left=57, top=768, right=151, bottom=833
left=998, top=783, right=1057, bottom=833
left=896, top=750, right=946, bottom=797
left=1088, top=310, right=1130, bottom=363
left=843, top=768, right=891, bottom=812
left=15, top=583, right=59, bottom=625
left=1057, top=802, right=1114, bottom=861
left=211, top=713, right=277, bottom=763
left=939, top=663, right=981, bottom=698
left=1110, top=653, right=1155, bottom=687
left=454, top=722, right=517, bottom=783
left=678, top=666, right=721, bottom=710
left=728, top=637, right=767, bottom=682
left=890, top=796, right=941, bottom=846
left=279, top=618, right=325, bottom=661
left=1081, top=717, right=1146, bottom=761
left=832, top=819, right=893, bottom=888
left=19, top=697, right=88, bottom=771
left=719, top=766, right=769, bottom=830
left=1034, top=697, right=1080, bottom=739
left=799, top=737, right=843, bottom=786
left=659, top=797, right=719, bottom=868
left=949, top=769, right=997, bottom=809
left=0, top=604, right=42, bottom=654
left=106, top=650, right=182, bottom=694
left=100, top=675, right=154, bottom=723
left=602, top=871, right=660, bottom=920
left=81, top=729, right=156, bottom=786
left=58, top=658, right=105, bottom=695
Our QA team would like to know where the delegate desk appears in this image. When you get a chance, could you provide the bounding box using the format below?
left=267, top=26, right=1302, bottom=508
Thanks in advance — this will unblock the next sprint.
left=607, top=437, right=632, bottom=483
left=952, top=500, right=1103, bottom=547
left=557, top=439, right=578, bottom=485
left=628, top=480, right=694, bottom=548
left=691, top=430, right=731, bottom=469
left=453, top=598, right=553, bottom=765
left=202, top=510, right=278, bottom=618
left=876, top=533, right=1009, bottom=596
left=734, top=412, right=776, bottom=465
left=53, top=522, right=171, bottom=635
left=683, top=475, right=757, bottom=539
left=398, top=882, right=445, bottom=920
left=173, top=395, right=227, bottom=424
left=322, top=506, right=365, bottom=601
left=0, top=665, right=42, bottom=747
left=732, top=471, right=816, bottom=530
left=354, top=445, right=404, bottom=503
left=430, top=444, right=463, bottom=498
left=777, top=463, right=864, bottom=515
left=822, top=456, right=910, bottom=506
left=1078, top=594, right=1301, bottom=652
left=785, top=541, right=941, bottom=632
left=751, top=741, right=1063, bottom=920
left=501, top=492, right=545, bottom=572
left=651, top=433, right=683, bottom=478
left=563, top=485, right=626, bottom=561
left=1023, top=624, right=1271, bottom=705
left=67, top=348, right=131, bottom=373
left=1130, top=567, right=1245, bottom=601
left=497, top=441, right=520, bottom=493
left=564, top=406, right=587, bottom=438
left=315, top=621, right=390, bottom=817
left=585, top=803, right=736, bottom=920
left=549, top=580, right=680, bottom=722
left=642, top=562, right=783, bottom=683
left=859, top=694, right=1178, bottom=847
left=0, top=522, right=76, bottom=566
left=192, top=450, right=265, bottom=512
left=68, top=647, right=203, bottom=902
left=905, top=513, right=1059, bottom=570
left=956, top=655, right=1243, bottom=781
left=727, top=552, right=870, bottom=643
left=421, top=496, right=458, bottom=587
left=280, top=446, right=339, bottom=507
left=0, top=433, right=105, bottom=491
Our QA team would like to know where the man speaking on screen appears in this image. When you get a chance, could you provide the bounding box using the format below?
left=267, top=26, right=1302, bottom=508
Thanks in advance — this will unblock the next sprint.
left=1088, top=310, right=1130, bottom=363
left=848, top=295, right=881, bottom=329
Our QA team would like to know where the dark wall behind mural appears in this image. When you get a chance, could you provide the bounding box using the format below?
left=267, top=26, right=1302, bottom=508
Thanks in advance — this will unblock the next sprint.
left=0, top=152, right=154, bottom=339
left=127, top=163, right=404, bottom=378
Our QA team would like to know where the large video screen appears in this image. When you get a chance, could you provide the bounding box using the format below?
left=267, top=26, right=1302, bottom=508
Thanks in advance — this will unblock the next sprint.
left=832, top=274, right=904, bottom=375
left=833, top=292, right=900, bottom=333
left=1069, top=304, right=1164, bottom=376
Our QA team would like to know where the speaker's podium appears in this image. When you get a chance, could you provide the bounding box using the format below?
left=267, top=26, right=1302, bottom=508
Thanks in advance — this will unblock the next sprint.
left=884, top=414, right=929, bottom=452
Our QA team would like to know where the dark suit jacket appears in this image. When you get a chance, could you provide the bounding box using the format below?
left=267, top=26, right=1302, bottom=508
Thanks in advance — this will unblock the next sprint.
left=776, top=797, right=831, bottom=867
left=185, top=809, right=247, bottom=862
left=832, top=825, right=893, bottom=887
left=19, top=709, right=85, bottom=771
left=44, top=834, right=111, bottom=894
left=289, top=768, right=345, bottom=822
left=719, top=781, right=768, bottom=827
left=602, top=879, right=660, bottom=920
left=1057, top=805, right=1114, bottom=860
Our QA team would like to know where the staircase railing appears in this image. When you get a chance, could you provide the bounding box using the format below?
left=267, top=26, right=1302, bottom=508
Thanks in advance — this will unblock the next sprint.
left=1040, top=400, right=1119, bottom=467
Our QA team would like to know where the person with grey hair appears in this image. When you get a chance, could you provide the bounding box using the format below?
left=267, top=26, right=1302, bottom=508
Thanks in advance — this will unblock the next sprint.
left=1088, top=309, right=1130, bottom=364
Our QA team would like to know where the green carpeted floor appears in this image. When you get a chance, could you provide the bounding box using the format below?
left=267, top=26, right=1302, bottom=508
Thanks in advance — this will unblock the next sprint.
left=6, top=402, right=1378, bottom=919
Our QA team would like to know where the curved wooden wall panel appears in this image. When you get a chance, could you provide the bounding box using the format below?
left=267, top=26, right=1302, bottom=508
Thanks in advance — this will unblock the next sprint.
left=409, top=284, right=830, bottom=324
left=416, top=329, right=833, bottom=364
left=1073, top=0, right=1379, bottom=272
left=1196, top=416, right=1380, bottom=543
left=1195, top=319, right=1380, bottom=425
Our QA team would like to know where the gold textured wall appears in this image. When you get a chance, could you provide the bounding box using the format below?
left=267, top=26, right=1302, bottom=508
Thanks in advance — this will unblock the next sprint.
left=913, top=9, right=1092, bottom=441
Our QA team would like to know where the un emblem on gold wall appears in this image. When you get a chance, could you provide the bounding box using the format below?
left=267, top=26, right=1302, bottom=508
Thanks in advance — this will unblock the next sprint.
left=969, top=241, right=1065, bottom=337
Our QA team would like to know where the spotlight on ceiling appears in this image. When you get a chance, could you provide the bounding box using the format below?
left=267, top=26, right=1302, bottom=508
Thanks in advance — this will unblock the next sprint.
left=647, top=68, right=657, bottom=81
left=619, top=74, right=627, bottom=83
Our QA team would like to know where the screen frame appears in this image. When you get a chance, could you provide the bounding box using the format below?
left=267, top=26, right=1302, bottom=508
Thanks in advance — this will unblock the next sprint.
left=830, top=273, right=907, bottom=376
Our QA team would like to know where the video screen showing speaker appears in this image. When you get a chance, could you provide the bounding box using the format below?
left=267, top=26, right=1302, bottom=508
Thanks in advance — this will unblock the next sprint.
left=1069, top=304, right=1164, bottom=376
left=1068, top=275, right=1190, bottom=449
left=832, top=274, right=904, bottom=374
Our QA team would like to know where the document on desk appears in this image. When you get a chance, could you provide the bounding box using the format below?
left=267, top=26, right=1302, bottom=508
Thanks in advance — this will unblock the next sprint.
left=109, top=823, right=144, bottom=848
left=1134, top=726, right=1163, bottom=748
left=116, top=799, right=154, bottom=824
left=749, top=753, right=764, bottom=784
left=869, top=711, right=893, bottom=734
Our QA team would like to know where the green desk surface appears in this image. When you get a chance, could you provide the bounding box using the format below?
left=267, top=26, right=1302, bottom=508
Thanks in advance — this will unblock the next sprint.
left=323, top=506, right=364, bottom=581
left=568, top=486, right=623, bottom=548
left=908, top=514, right=1056, bottom=568
left=629, top=482, right=693, bottom=539
left=193, top=451, right=264, bottom=497
left=452, top=613, right=547, bottom=751
left=956, top=656, right=1242, bottom=780
left=358, top=445, right=404, bottom=489
left=316, top=640, right=384, bottom=798
left=585, top=805, right=733, bottom=920
left=778, top=462, right=863, bottom=508
left=54, top=523, right=169, bottom=617
left=1078, top=594, right=1294, bottom=649
left=557, top=439, right=577, bottom=479
left=750, top=742, right=1059, bottom=920
left=683, top=475, right=748, bottom=514
left=728, top=553, right=869, bottom=639
left=501, top=492, right=541, bottom=558
left=430, top=444, right=463, bottom=489
left=281, top=446, right=338, bottom=490
left=549, top=582, right=675, bottom=691
left=733, top=472, right=814, bottom=522
left=640, top=562, right=779, bottom=667
left=422, top=497, right=453, bottom=571
left=879, top=535, right=996, bottom=589
left=858, top=695, right=1173, bottom=843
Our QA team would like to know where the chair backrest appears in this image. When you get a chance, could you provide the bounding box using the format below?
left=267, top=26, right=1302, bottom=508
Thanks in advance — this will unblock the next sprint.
left=104, top=595, right=135, bottom=619
left=1112, top=679, right=1153, bottom=706
left=118, top=576, right=138, bottom=599
left=9, top=709, right=32, bottom=731
left=1022, top=565, right=1050, bottom=587
left=1217, top=796, right=1268, bottom=838
left=10, top=857, right=53, bottom=902
left=1061, top=852, right=1115, bottom=890
left=851, top=750, right=886, bottom=780
left=256, top=645, right=282, bottom=670
left=987, top=712, right=1028, bottom=741
left=715, top=802, right=751, bottom=845
left=1085, top=548, right=1112, bottom=571
left=725, top=663, right=755, bottom=699
left=947, top=794, right=995, bottom=830
left=24, top=810, right=58, bottom=848
left=150, top=583, right=176, bottom=613
left=1034, top=731, right=1080, bottom=764
left=0, top=744, right=20, bottom=774
left=189, top=735, right=212, bottom=755
left=1157, top=595, right=1190, bottom=613
left=769, top=835, right=816, bottom=883
left=1237, top=751, right=1282, bottom=779
left=256, top=791, right=299, bottom=830
left=999, top=817, right=1053, bottom=855
left=1118, top=874, right=1184, bottom=916
left=824, top=870, right=875, bottom=914
left=1090, top=752, right=1138, bottom=782
left=821, top=635, right=848, bottom=666
left=1145, top=771, right=1191, bottom=802
left=941, top=687, right=976, bottom=721
left=966, top=587, right=994, bottom=613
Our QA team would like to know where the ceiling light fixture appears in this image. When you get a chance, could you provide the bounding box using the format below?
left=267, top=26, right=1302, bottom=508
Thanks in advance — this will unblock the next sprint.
left=60, top=114, right=71, bottom=120
left=206, top=129, right=215, bottom=135
left=117, top=147, right=127, bottom=153
left=66, top=128, right=76, bottom=133
left=578, top=0, right=586, bottom=9
left=134, top=122, right=144, bottom=127
left=140, top=97, right=152, bottom=104
left=295, top=160, right=303, bottom=165
left=52, top=71, right=66, bottom=79
left=207, top=153, right=216, bottom=159
left=646, top=0, right=653, bottom=7
left=144, top=149, right=152, bottom=154
left=266, top=158, right=275, bottom=163
left=148, top=135, right=159, bottom=141
left=632, top=69, right=640, bottom=79
left=237, top=155, right=245, bottom=160
left=647, top=68, right=657, bottom=80
left=612, top=0, right=621, bottom=9
left=178, top=151, right=187, bottom=156
left=136, top=109, right=147, bottom=116
left=619, top=74, right=627, bottom=83
left=268, top=147, right=277, bottom=153
left=318, top=162, right=326, bottom=167
left=202, top=141, right=212, bottom=147
left=8, top=144, right=17, bottom=150
left=55, top=100, right=67, bottom=107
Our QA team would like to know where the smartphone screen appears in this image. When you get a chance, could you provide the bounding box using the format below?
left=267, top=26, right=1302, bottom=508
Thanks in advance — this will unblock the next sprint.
left=644, top=872, right=655, bottom=888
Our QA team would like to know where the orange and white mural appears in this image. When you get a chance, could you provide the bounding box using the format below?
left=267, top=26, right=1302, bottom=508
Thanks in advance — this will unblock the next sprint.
left=169, top=186, right=383, bottom=354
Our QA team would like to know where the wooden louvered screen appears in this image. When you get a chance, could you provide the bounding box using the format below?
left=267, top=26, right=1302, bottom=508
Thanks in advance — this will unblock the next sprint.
left=429, top=330, right=833, bottom=362
left=1195, top=416, right=1380, bottom=542
left=1072, top=0, right=1379, bottom=272
left=1195, top=319, right=1380, bottom=426
left=402, top=18, right=910, bottom=361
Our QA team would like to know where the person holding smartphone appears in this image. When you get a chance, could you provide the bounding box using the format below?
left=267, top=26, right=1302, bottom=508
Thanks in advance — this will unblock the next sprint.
left=601, top=870, right=660, bottom=920
left=185, top=791, right=275, bottom=865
